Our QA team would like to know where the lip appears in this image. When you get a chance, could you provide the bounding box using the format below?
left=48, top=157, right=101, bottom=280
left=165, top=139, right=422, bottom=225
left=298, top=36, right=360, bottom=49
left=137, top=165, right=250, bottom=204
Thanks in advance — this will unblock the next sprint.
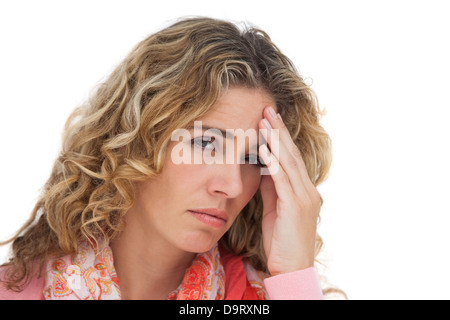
left=188, top=208, right=228, bottom=228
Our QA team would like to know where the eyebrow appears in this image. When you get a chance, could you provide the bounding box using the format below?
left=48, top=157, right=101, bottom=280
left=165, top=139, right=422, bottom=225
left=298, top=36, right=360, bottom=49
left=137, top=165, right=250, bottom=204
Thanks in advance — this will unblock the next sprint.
left=187, top=125, right=261, bottom=151
left=187, top=125, right=234, bottom=139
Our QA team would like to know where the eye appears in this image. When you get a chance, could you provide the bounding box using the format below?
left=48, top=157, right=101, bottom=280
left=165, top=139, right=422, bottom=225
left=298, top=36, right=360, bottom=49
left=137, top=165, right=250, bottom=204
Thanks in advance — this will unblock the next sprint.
left=244, top=155, right=267, bottom=168
left=191, top=136, right=216, bottom=150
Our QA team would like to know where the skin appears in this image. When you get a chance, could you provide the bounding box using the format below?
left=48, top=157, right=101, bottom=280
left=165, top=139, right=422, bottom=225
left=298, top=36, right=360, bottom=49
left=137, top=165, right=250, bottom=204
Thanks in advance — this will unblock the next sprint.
left=258, top=106, right=322, bottom=276
left=110, top=86, right=321, bottom=299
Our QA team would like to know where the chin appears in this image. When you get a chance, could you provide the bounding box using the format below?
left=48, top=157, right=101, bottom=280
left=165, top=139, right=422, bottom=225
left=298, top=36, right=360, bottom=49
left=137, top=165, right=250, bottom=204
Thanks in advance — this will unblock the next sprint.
left=177, top=230, right=222, bottom=253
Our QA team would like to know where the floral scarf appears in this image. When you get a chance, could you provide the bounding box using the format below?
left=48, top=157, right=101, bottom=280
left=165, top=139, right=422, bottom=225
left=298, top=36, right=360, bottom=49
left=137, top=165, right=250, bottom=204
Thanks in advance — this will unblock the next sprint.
left=43, top=241, right=267, bottom=300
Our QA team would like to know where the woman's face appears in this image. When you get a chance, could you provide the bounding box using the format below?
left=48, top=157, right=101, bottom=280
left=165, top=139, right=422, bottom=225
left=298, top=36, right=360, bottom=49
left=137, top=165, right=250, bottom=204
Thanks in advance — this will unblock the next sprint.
left=132, top=87, right=277, bottom=253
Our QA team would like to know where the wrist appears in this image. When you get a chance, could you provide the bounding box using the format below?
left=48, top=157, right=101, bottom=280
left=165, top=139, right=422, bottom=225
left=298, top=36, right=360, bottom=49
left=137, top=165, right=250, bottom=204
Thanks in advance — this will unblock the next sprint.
left=268, top=261, right=314, bottom=277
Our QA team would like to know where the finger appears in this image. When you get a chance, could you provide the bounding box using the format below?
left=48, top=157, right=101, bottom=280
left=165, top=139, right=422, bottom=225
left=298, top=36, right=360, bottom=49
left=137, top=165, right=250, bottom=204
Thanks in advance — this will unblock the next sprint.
left=259, top=173, right=277, bottom=212
left=263, top=107, right=316, bottom=192
left=265, top=108, right=322, bottom=214
left=259, top=143, right=296, bottom=206
left=260, top=112, right=309, bottom=199
left=259, top=175, right=277, bottom=226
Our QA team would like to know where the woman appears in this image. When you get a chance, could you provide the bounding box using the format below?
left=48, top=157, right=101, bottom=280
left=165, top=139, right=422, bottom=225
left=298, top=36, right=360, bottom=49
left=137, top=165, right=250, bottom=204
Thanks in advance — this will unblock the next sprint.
left=0, top=17, right=334, bottom=300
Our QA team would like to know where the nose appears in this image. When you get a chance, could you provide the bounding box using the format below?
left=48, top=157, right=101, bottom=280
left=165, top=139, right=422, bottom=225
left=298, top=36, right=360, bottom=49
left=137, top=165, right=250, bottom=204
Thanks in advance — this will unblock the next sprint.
left=207, top=162, right=244, bottom=198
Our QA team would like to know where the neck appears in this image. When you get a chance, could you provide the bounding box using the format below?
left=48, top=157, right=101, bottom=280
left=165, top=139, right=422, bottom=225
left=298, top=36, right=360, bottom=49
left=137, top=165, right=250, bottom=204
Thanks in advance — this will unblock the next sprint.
left=110, top=208, right=196, bottom=300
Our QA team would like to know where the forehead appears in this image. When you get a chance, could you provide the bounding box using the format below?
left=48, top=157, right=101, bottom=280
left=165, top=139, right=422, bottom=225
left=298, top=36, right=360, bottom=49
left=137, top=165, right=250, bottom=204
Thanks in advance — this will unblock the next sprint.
left=200, top=87, right=276, bottom=130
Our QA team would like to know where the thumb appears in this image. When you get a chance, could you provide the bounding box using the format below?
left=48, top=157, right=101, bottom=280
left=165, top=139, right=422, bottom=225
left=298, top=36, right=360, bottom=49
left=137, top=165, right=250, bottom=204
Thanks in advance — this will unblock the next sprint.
left=259, top=174, right=277, bottom=215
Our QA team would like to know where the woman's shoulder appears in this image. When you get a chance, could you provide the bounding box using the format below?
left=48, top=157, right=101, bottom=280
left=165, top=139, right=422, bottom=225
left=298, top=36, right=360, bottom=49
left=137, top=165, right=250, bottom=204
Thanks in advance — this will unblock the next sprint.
left=0, top=266, right=45, bottom=300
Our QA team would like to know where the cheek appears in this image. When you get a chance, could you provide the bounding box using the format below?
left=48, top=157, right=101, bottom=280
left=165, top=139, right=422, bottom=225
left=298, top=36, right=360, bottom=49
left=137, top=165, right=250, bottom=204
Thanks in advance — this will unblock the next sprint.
left=240, top=167, right=262, bottom=199
left=225, top=168, right=261, bottom=226
left=163, top=157, right=204, bottom=186
left=163, top=142, right=208, bottom=186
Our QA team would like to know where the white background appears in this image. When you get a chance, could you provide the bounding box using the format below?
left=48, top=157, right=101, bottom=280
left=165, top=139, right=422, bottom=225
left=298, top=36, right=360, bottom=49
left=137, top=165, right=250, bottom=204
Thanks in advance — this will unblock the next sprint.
left=1, top=0, right=449, bottom=299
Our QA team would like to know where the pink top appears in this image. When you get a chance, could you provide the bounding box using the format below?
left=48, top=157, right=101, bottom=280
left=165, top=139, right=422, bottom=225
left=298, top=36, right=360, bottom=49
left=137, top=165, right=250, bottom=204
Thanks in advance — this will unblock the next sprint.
left=264, top=268, right=323, bottom=300
left=1, top=266, right=322, bottom=300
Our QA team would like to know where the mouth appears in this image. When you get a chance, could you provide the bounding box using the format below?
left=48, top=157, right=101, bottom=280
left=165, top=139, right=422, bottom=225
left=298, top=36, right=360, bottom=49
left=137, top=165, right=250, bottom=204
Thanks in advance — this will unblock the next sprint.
left=188, top=208, right=228, bottom=228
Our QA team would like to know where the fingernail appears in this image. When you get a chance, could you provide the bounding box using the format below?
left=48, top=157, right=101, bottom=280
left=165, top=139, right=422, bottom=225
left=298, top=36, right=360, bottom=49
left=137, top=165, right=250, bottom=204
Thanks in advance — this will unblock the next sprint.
left=262, top=118, right=271, bottom=130
left=260, top=144, right=269, bottom=155
left=268, top=106, right=277, bottom=119
left=277, top=113, right=282, bottom=121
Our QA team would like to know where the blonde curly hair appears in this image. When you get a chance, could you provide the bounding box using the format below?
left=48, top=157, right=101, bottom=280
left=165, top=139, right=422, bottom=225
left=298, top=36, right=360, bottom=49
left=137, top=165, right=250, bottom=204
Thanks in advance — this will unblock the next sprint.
left=1, top=17, right=340, bottom=296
